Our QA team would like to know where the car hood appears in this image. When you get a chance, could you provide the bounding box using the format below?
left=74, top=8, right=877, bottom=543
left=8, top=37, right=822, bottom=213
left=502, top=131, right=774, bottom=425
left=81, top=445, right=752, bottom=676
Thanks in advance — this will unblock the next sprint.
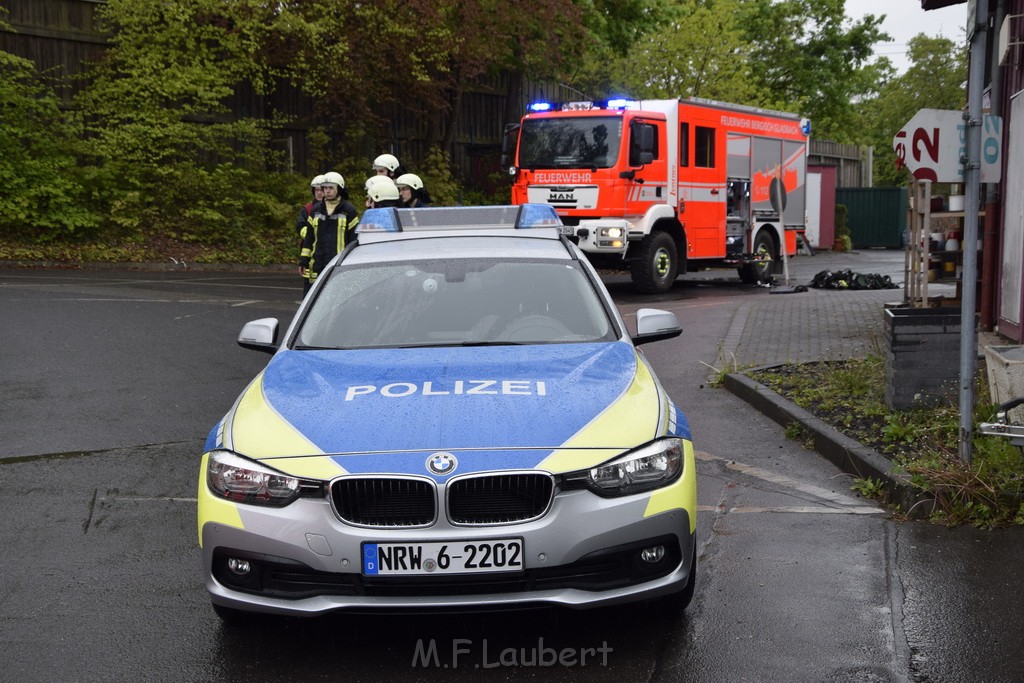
left=207, top=342, right=689, bottom=479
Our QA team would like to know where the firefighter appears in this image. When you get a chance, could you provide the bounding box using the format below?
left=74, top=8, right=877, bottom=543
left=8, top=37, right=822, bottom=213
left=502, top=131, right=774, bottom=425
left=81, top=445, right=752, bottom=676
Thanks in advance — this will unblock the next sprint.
left=299, top=171, right=359, bottom=294
left=366, top=177, right=403, bottom=209
left=371, top=153, right=403, bottom=179
left=395, top=173, right=432, bottom=208
left=295, top=174, right=326, bottom=239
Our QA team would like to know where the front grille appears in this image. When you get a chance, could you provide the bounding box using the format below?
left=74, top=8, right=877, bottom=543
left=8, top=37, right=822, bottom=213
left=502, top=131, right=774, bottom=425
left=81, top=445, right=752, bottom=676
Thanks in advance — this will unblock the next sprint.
left=331, top=477, right=435, bottom=527
left=447, top=473, right=554, bottom=525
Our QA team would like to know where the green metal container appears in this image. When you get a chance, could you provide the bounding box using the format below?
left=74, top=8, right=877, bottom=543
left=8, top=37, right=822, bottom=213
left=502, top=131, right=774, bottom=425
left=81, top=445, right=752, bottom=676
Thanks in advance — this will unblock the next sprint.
left=836, top=187, right=908, bottom=248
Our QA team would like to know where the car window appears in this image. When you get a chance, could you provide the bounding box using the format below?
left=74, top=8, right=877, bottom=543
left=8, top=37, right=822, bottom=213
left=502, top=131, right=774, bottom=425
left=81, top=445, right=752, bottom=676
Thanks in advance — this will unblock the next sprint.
left=296, top=258, right=615, bottom=349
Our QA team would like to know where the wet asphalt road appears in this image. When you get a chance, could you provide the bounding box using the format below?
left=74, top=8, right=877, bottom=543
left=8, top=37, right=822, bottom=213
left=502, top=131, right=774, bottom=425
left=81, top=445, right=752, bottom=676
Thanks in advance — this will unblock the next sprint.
left=1, top=257, right=1022, bottom=682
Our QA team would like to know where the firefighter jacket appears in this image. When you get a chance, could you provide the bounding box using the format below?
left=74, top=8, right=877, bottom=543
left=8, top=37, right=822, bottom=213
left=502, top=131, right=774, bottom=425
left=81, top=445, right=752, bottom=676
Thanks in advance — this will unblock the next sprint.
left=295, top=201, right=314, bottom=239
left=299, top=199, right=360, bottom=283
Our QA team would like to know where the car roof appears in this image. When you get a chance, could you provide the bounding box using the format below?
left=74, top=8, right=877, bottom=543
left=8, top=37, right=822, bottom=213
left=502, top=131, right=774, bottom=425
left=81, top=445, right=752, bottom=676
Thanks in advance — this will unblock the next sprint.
left=344, top=234, right=574, bottom=265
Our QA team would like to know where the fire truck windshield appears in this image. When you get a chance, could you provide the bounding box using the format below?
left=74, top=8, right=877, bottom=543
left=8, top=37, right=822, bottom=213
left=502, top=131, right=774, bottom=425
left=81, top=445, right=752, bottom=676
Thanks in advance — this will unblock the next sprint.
left=518, top=117, right=622, bottom=170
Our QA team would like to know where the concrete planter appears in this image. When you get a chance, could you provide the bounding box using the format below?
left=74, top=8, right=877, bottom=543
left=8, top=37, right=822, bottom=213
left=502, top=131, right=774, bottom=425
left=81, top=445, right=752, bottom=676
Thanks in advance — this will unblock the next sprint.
left=984, top=345, right=1024, bottom=422
left=884, top=307, right=963, bottom=410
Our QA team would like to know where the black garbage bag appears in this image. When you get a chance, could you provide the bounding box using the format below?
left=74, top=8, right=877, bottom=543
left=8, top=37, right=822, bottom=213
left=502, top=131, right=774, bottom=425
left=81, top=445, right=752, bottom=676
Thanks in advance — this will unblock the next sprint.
left=809, top=269, right=899, bottom=290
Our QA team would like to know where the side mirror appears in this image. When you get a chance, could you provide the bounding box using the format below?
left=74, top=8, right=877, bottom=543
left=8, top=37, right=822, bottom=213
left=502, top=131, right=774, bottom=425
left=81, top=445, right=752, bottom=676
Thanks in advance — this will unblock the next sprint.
left=632, top=308, right=681, bottom=346
left=500, top=123, right=520, bottom=169
left=629, top=123, right=656, bottom=167
left=238, top=317, right=279, bottom=354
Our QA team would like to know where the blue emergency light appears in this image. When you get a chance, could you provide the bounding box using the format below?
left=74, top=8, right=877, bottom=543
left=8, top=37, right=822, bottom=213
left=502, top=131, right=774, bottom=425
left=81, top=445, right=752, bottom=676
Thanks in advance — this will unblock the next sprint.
left=356, top=205, right=563, bottom=234
left=527, top=101, right=553, bottom=112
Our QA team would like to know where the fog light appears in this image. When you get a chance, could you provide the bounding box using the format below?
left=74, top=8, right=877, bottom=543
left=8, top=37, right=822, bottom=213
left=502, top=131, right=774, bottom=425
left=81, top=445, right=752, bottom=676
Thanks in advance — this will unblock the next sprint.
left=640, top=545, right=666, bottom=564
left=227, top=558, right=251, bottom=576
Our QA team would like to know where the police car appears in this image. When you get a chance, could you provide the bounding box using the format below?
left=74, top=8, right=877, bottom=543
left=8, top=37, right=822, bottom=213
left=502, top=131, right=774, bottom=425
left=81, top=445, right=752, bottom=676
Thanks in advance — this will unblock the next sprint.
left=198, top=204, right=697, bottom=619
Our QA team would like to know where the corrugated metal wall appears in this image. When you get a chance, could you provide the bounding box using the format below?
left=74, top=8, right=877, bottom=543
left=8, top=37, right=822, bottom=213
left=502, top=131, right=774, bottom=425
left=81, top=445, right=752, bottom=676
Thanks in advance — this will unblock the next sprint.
left=835, top=187, right=908, bottom=248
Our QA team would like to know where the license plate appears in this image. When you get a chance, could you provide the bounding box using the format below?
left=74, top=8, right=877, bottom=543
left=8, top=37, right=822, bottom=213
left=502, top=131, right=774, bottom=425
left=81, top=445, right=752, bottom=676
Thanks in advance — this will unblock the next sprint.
left=362, top=538, right=524, bottom=576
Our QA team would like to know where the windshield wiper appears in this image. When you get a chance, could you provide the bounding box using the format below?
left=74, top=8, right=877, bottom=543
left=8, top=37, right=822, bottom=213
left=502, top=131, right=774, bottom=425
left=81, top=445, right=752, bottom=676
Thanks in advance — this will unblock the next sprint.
left=458, top=340, right=527, bottom=346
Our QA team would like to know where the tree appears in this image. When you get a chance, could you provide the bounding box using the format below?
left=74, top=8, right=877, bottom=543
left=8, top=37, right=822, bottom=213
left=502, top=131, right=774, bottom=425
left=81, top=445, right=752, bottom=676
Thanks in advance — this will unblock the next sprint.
left=0, top=11, right=100, bottom=239
left=738, top=0, right=888, bottom=140
left=859, top=34, right=967, bottom=187
left=567, top=0, right=674, bottom=98
left=72, top=0, right=295, bottom=241
left=601, top=0, right=758, bottom=102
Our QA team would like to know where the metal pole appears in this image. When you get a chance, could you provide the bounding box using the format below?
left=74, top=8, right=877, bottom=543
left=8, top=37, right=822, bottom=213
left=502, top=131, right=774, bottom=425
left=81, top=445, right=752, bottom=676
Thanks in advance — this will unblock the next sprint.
left=776, top=176, right=791, bottom=287
left=959, top=0, right=989, bottom=464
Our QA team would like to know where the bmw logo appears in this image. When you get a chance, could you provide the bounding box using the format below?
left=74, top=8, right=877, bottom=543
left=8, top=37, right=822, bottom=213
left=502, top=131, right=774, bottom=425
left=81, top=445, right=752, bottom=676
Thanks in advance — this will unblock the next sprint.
left=426, top=452, right=457, bottom=476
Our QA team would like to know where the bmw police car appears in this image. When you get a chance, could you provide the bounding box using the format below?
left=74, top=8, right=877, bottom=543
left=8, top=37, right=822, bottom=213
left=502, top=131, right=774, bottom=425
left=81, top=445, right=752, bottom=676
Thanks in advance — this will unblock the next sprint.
left=198, top=204, right=697, bottom=619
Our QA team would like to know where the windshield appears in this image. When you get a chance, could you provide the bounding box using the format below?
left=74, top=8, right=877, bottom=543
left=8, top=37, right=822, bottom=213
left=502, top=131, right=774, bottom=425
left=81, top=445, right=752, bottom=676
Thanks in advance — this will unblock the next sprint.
left=296, top=258, right=616, bottom=349
left=518, top=116, right=622, bottom=170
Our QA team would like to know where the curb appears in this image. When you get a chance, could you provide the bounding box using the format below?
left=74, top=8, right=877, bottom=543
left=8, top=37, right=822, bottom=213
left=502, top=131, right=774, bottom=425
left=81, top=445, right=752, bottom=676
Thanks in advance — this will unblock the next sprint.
left=0, top=259, right=294, bottom=273
left=723, top=370, right=935, bottom=517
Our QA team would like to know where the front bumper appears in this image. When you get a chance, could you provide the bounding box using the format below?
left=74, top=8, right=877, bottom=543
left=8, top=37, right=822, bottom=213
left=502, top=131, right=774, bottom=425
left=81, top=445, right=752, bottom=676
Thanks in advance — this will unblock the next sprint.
left=199, top=454, right=696, bottom=615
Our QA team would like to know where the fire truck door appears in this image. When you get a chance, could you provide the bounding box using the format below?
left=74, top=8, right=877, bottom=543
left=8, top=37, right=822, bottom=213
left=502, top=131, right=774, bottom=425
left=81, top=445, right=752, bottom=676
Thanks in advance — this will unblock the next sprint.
left=682, top=120, right=726, bottom=259
left=624, top=119, right=668, bottom=217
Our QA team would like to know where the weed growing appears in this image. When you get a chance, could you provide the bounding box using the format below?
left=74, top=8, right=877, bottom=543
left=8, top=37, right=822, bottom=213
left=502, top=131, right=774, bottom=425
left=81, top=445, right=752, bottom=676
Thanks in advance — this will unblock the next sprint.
left=750, top=355, right=1024, bottom=527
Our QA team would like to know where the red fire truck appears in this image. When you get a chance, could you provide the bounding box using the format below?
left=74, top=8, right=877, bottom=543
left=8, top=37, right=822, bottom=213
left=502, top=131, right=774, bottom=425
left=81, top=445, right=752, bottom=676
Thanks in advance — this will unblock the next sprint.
left=502, top=97, right=811, bottom=292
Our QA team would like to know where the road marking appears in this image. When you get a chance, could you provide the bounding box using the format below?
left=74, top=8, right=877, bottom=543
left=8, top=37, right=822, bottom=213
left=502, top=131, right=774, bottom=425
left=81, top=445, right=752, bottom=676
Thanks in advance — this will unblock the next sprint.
left=695, top=450, right=880, bottom=512
left=231, top=300, right=261, bottom=307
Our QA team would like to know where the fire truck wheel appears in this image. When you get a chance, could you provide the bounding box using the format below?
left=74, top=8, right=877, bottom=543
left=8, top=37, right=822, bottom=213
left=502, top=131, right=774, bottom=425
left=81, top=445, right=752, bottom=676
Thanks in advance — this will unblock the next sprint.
left=631, top=231, right=678, bottom=293
left=738, top=231, right=776, bottom=284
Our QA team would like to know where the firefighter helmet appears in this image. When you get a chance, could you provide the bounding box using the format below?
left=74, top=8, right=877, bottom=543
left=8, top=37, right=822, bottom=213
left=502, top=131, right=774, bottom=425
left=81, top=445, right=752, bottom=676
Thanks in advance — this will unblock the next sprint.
left=372, top=154, right=400, bottom=173
left=365, top=175, right=389, bottom=192
left=368, top=177, right=400, bottom=203
left=321, top=171, right=345, bottom=189
left=310, top=174, right=326, bottom=188
left=395, top=173, right=423, bottom=191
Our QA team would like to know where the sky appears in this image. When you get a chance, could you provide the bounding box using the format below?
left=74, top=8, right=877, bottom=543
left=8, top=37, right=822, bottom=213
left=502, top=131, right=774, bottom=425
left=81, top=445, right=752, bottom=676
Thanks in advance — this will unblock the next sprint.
left=849, top=1, right=968, bottom=73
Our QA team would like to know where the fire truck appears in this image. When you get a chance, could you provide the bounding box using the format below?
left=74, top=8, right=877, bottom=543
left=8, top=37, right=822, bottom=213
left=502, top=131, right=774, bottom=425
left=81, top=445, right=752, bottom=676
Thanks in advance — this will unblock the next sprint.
left=501, top=97, right=811, bottom=292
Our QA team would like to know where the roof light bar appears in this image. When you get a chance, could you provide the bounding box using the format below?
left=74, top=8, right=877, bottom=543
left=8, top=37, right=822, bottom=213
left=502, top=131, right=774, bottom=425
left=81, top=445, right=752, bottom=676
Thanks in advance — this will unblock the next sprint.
left=356, top=205, right=564, bottom=234
left=525, top=99, right=638, bottom=113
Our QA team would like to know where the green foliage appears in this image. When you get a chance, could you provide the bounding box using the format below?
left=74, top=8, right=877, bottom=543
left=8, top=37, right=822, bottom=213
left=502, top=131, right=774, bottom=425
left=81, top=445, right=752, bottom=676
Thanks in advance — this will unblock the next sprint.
left=419, top=147, right=461, bottom=206
left=851, top=477, right=885, bottom=499
left=859, top=35, right=967, bottom=187
left=834, top=204, right=851, bottom=250
left=605, top=0, right=759, bottom=102
left=750, top=357, right=1024, bottom=528
left=736, top=0, right=888, bottom=140
left=63, top=0, right=300, bottom=246
left=0, top=48, right=102, bottom=239
left=0, top=0, right=918, bottom=257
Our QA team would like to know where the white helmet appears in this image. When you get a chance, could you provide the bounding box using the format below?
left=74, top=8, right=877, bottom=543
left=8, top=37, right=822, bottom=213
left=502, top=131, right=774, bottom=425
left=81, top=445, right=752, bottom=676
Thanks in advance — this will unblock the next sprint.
left=310, top=174, right=326, bottom=187
left=321, top=171, right=345, bottom=189
left=367, top=177, right=400, bottom=203
left=395, top=173, right=423, bottom=191
left=365, top=174, right=389, bottom=192
left=372, top=153, right=400, bottom=173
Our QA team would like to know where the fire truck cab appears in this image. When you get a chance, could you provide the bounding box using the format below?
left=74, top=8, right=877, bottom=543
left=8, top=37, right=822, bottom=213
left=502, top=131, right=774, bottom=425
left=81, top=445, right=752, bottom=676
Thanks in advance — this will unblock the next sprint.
left=503, top=97, right=811, bottom=293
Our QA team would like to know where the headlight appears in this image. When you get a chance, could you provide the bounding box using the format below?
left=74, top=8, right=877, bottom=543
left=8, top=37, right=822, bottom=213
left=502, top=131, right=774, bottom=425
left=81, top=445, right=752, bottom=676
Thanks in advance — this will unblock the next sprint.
left=599, top=227, right=623, bottom=239
left=581, top=439, right=683, bottom=497
left=207, top=451, right=303, bottom=507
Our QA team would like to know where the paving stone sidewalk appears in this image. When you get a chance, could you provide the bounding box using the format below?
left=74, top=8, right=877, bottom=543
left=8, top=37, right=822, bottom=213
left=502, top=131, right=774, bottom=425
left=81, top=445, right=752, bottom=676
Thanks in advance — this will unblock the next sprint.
left=723, top=288, right=902, bottom=368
